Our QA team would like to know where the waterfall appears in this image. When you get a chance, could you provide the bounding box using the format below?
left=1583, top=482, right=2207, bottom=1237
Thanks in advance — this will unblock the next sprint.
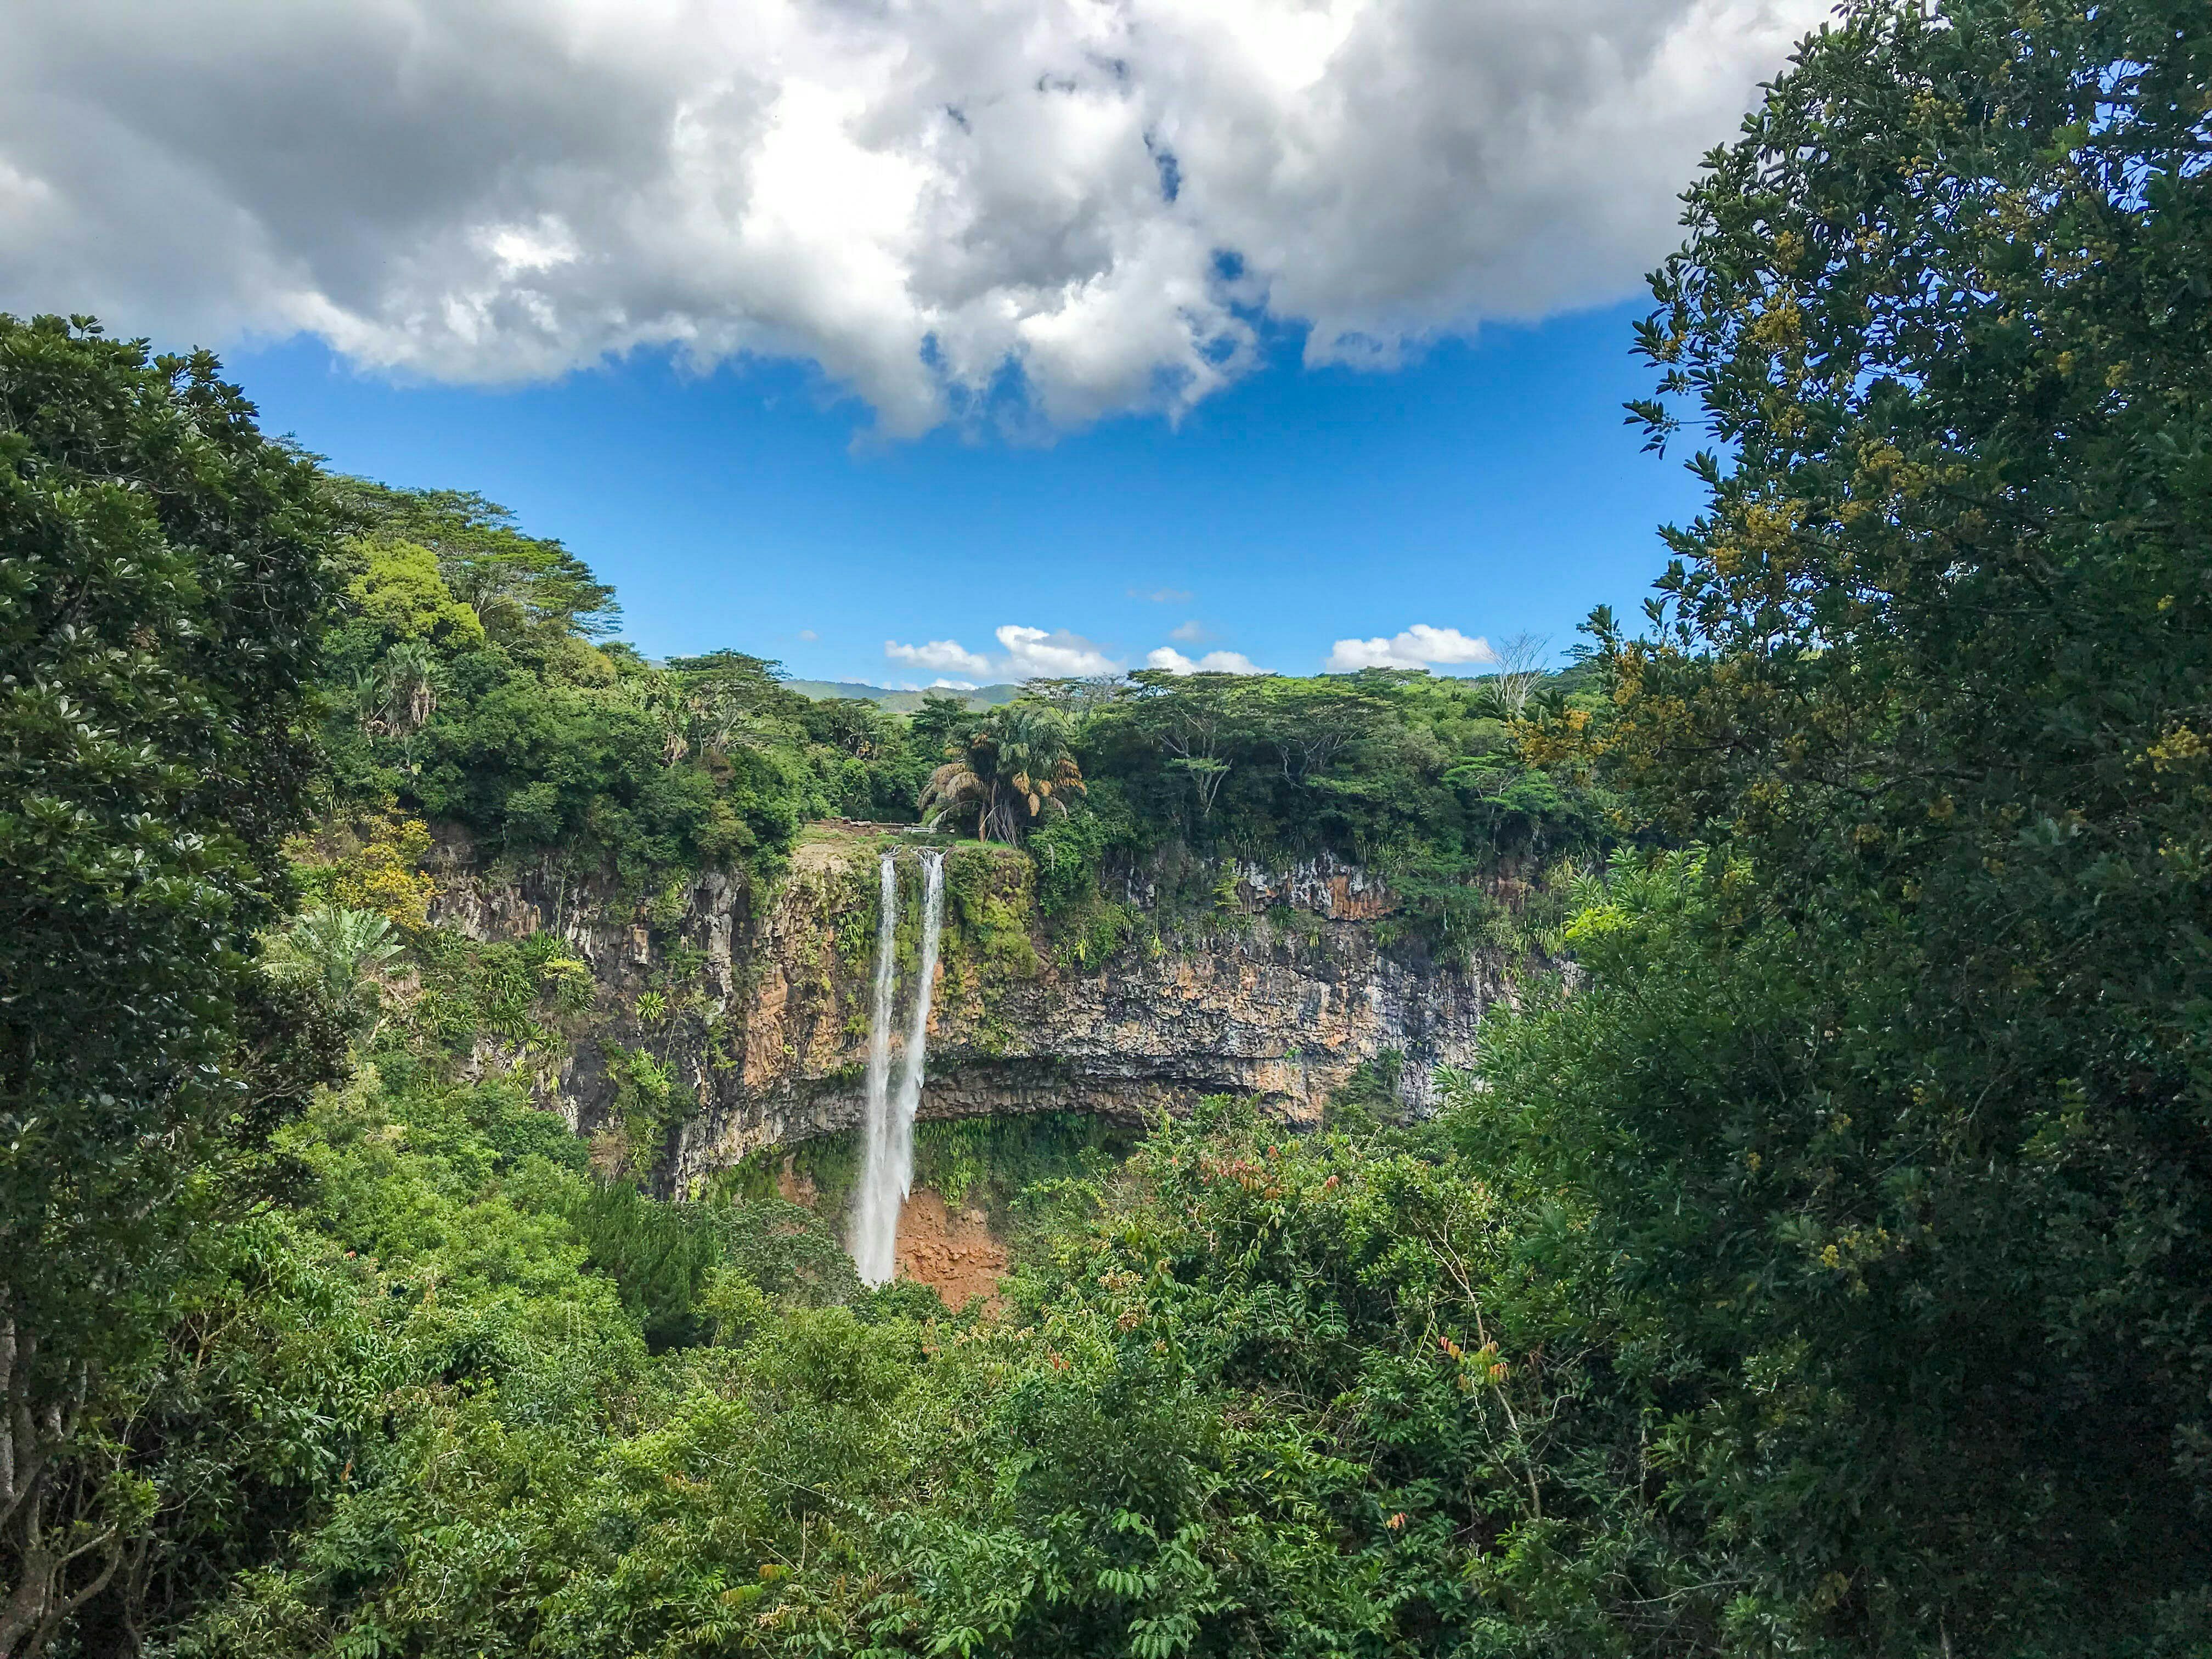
left=850, top=850, right=944, bottom=1284
left=887, top=851, right=947, bottom=1235
left=851, top=850, right=900, bottom=1282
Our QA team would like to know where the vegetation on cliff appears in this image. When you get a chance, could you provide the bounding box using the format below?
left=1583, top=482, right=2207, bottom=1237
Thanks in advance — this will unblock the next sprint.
left=4, top=0, right=2210, bottom=1652
left=321, top=486, right=931, bottom=888
left=316, top=466, right=1601, bottom=966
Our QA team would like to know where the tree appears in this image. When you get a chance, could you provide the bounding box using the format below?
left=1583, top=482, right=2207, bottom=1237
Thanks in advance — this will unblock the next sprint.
left=344, top=538, right=484, bottom=649
left=1121, top=669, right=1254, bottom=822
left=1251, top=675, right=1390, bottom=785
left=620, top=669, right=695, bottom=766
left=921, top=703, right=1085, bottom=843
left=0, top=315, right=341, bottom=1655
left=798, top=697, right=900, bottom=762
left=1470, top=632, right=1549, bottom=720
left=1019, top=675, right=1126, bottom=716
left=1522, top=1, right=2212, bottom=1643
left=331, top=480, right=621, bottom=641
left=665, top=650, right=804, bottom=759
left=362, top=641, right=441, bottom=742
left=907, top=691, right=980, bottom=765
left=266, top=909, right=403, bottom=1037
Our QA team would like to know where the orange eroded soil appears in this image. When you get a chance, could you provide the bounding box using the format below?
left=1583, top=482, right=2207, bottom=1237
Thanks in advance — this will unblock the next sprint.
left=895, top=1188, right=1009, bottom=1311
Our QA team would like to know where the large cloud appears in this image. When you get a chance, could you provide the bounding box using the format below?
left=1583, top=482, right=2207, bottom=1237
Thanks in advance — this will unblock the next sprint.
left=0, top=0, right=1824, bottom=433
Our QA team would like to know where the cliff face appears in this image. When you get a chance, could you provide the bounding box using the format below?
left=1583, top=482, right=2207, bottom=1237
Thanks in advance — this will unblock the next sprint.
left=425, top=826, right=1504, bottom=1187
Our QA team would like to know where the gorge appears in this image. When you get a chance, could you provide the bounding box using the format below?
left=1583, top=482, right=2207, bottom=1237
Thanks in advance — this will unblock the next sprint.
left=421, top=823, right=1505, bottom=1217
left=10, top=17, right=2199, bottom=1643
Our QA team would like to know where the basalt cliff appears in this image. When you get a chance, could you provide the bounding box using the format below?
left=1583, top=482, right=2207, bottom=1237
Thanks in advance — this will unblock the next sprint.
left=425, top=825, right=1508, bottom=1187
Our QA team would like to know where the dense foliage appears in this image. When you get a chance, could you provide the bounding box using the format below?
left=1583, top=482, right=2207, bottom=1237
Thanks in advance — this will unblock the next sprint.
left=9, top=1, right=2211, bottom=1654
left=0, top=316, right=344, bottom=1653
left=320, top=478, right=1612, bottom=951
left=1079, top=667, right=1611, bottom=955
left=901, top=669, right=1616, bottom=966
left=136, top=1087, right=1601, bottom=1659
left=320, top=488, right=929, bottom=887
left=1513, top=0, right=2212, bottom=1643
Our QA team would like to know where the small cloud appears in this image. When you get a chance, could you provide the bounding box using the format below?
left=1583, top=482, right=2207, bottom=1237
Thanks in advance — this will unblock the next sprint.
left=798, top=628, right=818, bottom=642
left=1130, top=586, right=1194, bottom=603
left=1148, top=646, right=1263, bottom=675
left=886, top=637, right=994, bottom=678
left=928, top=678, right=978, bottom=690
left=1168, top=618, right=1207, bottom=643
left=996, top=624, right=1121, bottom=678
left=1324, top=624, right=1497, bottom=674
left=889, top=624, right=1124, bottom=682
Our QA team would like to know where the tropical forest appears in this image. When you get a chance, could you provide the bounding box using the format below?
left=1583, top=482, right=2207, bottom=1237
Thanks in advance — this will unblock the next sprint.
left=2, top=3, right=2209, bottom=1656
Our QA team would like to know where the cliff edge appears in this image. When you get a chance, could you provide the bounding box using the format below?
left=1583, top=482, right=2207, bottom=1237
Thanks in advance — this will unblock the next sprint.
left=423, top=823, right=1506, bottom=1188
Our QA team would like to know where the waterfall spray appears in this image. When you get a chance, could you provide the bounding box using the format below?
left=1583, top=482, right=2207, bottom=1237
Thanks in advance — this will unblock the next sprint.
left=851, top=850, right=945, bottom=1284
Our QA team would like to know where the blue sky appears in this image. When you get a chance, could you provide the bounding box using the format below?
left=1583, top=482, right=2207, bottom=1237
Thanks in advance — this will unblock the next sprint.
left=4, top=0, right=1810, bottom=682
left=230, top=297, right=1702, bottom=685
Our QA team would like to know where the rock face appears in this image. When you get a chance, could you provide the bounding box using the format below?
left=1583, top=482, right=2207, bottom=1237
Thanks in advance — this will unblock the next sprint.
left=425, top=827, right=1504, bottom=1187
left=893, top=1189, right=1008, bottom=1312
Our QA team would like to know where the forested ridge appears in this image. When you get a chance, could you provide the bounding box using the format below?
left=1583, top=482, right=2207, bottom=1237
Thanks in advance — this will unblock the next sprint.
left=4, top=2, right=2210, bottom=1654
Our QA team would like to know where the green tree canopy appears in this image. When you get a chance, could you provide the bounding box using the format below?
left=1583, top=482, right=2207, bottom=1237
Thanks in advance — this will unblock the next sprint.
left=0, top=315, right=343, bottom=1651
left=332, top=479, right=621, bottom=641
left=1519, top=0, right=2212, bottom=1642
left=345, top=538, right=484, bottom=648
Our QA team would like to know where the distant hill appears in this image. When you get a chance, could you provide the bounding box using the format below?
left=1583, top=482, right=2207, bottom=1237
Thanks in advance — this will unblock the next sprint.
left=782, top=679, right=1024, bottom=714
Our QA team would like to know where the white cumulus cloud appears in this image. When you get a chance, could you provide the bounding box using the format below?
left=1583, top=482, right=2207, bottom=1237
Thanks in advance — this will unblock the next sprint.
left=0, top=0, right=1825, bottom=434
left=886, top=637, right=995, bottom=678
left=996, top=625, right=1120, bottom=678
left=886, top=623, right=1121, bottom=680
left=1148, top=646, right=1262, bottom=675
left=1325, top=624, right=1497, bottom=673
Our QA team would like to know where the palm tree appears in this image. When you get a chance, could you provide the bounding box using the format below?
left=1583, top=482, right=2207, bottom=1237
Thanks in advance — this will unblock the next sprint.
left=267, top=906, right=404, bottom=1034
left=919, top=703, right=1085, bottom=843
left=363, top=642, right=442, bottom=738
left=624, top=661, right=781, bottom=768
left=623, top=672, right=693, bottom=765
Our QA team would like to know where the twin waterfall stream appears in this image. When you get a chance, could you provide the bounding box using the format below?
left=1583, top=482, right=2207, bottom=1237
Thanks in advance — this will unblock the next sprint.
left=850, top=849, right=945, bottom=1285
